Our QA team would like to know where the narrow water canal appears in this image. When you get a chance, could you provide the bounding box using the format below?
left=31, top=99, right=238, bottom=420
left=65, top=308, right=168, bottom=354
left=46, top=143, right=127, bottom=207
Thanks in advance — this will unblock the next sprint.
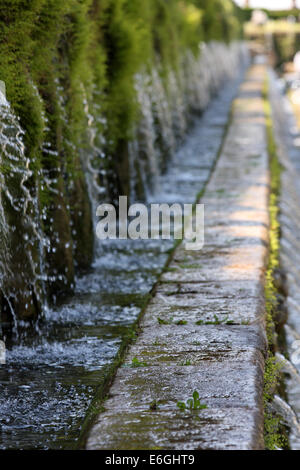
left=0, top=71, right=246, bottom=450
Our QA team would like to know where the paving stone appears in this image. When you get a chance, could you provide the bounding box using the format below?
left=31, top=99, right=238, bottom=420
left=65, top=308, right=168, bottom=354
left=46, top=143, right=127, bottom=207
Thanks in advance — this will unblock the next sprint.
left=127, top=324, right=267, bottom=360
left=88, top=408, right=264, bottom=450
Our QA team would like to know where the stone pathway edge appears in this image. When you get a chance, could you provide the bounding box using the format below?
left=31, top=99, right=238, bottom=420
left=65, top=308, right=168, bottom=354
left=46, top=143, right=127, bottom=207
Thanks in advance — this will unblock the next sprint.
left=86, top=64, right=271, bottom=451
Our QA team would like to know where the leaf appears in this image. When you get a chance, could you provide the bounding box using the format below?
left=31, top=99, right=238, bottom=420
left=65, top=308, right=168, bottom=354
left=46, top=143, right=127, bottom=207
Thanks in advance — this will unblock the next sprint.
left=131, top=357, right=147, bottom=367
left=157, top=317, right=169, bottom=325
left=187, top=398, right=193, bottom=410
left=177, top=401, right=186, bottom=411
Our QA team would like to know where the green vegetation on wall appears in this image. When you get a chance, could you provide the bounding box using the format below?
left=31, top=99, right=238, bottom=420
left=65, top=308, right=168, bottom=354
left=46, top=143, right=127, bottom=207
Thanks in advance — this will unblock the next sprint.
left=0, top=0, right=242, bottom=321
left=263, top=77, right=288, bottom=450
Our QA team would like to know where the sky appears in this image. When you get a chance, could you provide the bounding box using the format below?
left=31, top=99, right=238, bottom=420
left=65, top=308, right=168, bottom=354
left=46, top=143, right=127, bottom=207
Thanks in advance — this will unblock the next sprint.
left=233, top=0, right=300, bottom=9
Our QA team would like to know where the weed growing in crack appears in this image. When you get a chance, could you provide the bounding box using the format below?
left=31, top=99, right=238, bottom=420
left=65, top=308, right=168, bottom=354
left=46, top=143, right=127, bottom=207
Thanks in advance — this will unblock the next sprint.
left=195, top=315, right=233, bottom=325
left=177, top=391, right=207, bottom=411
left=129, top=357, right=148, bottom=368
left=179, top=359, right=192, bottom=366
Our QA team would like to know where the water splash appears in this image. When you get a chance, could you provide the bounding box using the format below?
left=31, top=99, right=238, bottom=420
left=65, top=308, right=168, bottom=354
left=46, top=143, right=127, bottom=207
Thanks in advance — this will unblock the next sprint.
left=130, top=41, right=249, bottom=199
left=81, top=85, right=107, bottom=223
left=0, top=88, right=44, bottom=329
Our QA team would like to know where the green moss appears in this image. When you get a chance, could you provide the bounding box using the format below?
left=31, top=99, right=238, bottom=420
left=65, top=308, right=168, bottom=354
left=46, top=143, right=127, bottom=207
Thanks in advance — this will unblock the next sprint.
left=0, top=0, right=243, bottom=319
left=0, top=0, right=243, bottom=176
left=179, top=263, right=202, bottom=269
left=263, top=77, right=288, bottom=450
left=263, top=356, right=287, bottom=450
left=263, top=78, right=281, bottom=348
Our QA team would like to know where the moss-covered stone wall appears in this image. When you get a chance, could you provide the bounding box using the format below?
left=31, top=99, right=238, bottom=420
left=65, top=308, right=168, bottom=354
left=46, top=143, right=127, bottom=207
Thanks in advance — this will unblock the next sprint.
left=0, top=0, right=243, bottom=322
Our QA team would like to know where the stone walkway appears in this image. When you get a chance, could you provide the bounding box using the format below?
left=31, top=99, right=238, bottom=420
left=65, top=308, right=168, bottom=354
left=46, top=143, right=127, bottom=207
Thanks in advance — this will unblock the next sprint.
left=87, top=64, right=270, bottom=450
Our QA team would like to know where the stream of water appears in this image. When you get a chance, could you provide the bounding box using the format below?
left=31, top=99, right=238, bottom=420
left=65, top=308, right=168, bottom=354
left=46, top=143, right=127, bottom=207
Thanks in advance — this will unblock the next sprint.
left=0, top=57, right=247, bottom=449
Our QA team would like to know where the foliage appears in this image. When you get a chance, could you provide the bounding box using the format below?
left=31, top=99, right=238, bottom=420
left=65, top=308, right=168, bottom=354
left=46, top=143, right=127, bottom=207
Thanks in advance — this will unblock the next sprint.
left=0, top=0, right=243, bottom=316
left=0, top=0, right=242, bottom=169
left=177, top=390, right=207, bottom=411
left=263, top=77, right=288, bottom=450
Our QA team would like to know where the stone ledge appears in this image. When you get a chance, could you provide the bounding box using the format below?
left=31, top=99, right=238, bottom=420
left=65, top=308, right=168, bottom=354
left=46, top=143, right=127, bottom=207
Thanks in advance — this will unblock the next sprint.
left=86, top=64, right=269, bottom=450
left=88, top=408, right=264, bottom=450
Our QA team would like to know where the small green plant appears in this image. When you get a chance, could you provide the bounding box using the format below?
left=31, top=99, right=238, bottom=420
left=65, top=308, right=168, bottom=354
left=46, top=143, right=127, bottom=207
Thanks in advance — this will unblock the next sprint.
left=125, top=328, right=138, bottom=342
left=157, top=317, right=172, bottom=325
left=179, top=359, right=192, bottom=366
left=196, top=315, right=234, bottom=326
left=130, top=357, right=147, bottom=368
left=209, top=315, right=222, bottom=325
left=177, top=391, right=207, bottom=411
left=157, top=317, right=187, bottom=325
left=224, top=316, right=235, bottom=325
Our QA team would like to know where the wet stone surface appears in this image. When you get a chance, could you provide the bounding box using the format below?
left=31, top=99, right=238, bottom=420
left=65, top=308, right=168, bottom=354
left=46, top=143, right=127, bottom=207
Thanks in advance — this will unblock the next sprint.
left=87, top=65, right=269, bottom=450
left=0, top=66, right=245, bottom=449
left=89, top=408, right=263, bottom=450
left=143, top=296, right=264, bottom=326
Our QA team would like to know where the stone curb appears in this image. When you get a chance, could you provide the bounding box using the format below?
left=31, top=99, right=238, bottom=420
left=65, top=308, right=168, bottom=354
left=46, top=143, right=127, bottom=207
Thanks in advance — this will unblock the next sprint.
left=86, top=64, right=269, bottom=450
